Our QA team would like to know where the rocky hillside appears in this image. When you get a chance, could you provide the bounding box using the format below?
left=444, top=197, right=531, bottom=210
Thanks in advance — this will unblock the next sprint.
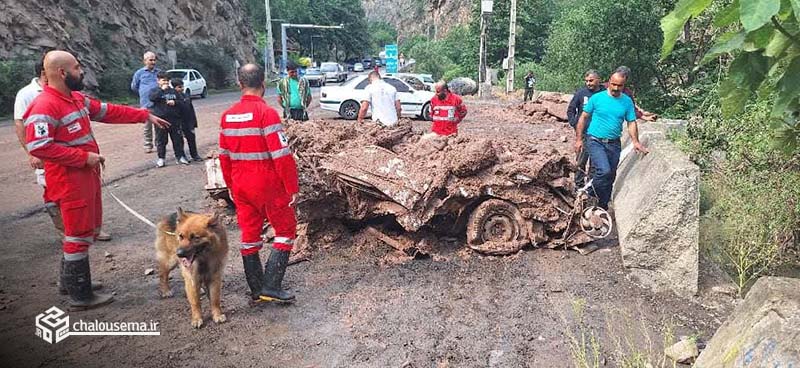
left=362, top=0, right=473, bottom=39
left=0, top=0, right=256, bottom=87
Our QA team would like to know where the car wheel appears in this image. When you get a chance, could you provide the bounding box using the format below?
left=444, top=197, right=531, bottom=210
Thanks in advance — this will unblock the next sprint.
left=466, top=199, right=528, bottom=246
left=421, top=102, right=432, bottom=121
left=339, top=100, right=360, bottom=120
left=185, top=88, right=191, bottom=98
left=201, top=87, right=207, bottom=98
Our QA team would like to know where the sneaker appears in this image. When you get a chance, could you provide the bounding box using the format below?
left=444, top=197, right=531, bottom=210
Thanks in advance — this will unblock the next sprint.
left=156, top=158, right=165, bottom=167
left=191, top=155, right=203, bottom=162
left=178, top=157, right=190, bottom=165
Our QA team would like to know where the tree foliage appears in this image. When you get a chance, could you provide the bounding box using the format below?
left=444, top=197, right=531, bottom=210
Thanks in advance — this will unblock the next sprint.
left=661, top=0, right=800, bottom=155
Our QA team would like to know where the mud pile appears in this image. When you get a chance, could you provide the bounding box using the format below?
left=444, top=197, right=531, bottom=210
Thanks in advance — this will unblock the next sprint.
left=517, top=92, right=573, bottom=123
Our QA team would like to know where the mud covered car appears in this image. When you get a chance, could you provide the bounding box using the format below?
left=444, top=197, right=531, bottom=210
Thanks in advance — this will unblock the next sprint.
left=285, top=120, right=606, bottom=254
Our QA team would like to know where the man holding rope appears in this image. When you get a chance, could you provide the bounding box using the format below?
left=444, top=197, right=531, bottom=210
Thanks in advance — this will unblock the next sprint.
left=24, top=50, right=169, bottom=310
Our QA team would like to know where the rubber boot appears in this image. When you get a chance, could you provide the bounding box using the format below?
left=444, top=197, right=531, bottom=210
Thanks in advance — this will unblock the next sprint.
left=58, top=257, right=103, bottom=295
left=242, top=253, right=264, bottom=301
left=62, top=257, right=114, bottom=311
left=259, top=249, right=295, bottom=302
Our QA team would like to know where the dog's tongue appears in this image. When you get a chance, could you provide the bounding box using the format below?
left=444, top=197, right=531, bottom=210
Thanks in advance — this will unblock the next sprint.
left=180, top=256, right=193, bottom=268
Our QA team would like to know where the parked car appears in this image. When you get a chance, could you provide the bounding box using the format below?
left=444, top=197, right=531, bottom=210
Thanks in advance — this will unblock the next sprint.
left=353, top=63, right=365, bottom=72
left=167, top=69, right=207, bottom=98
left=320, top=62, right=347, bottom=83
left=362, top=58, right=372, bottom=68
left=416, top=74, right=435, bottom=89
left=319, top=75, right=434, bottom=121
left=373, top=59, right=383, bottom=67
left=305, top=68, right=326, bottom=87
left=385, top=73, right=433, bottom=91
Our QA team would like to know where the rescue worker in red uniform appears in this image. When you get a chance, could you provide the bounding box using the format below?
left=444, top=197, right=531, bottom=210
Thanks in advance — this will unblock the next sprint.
left=24, top=51, right=169, bottom=310
left=219, top=64, right=300, bottom=303
left=430, top=81, right=467, bottom=136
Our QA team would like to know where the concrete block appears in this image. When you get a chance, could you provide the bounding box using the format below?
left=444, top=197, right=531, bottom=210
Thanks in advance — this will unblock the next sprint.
left=694, top=276, right=800, bottom=367
left=613, top=122, right=700, bottom=297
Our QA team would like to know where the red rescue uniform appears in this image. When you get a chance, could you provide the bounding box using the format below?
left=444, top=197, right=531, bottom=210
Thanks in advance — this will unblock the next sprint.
left=219, top=95, right=299, bottom=256
left=24, top=86, right=149, bottom=258
left=430, top=92, right=467, bottom=136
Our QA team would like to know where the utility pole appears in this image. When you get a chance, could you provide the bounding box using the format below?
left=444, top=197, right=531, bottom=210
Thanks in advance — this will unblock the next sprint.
left=264, top=0, right=276, bottom=78
left=478, top=0, right=493, bottom=98
left=506, top=0, right=517, bottom=94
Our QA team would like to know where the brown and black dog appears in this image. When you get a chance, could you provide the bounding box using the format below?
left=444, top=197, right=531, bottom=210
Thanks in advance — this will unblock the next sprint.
left=155, top=208, right=229, bottom=328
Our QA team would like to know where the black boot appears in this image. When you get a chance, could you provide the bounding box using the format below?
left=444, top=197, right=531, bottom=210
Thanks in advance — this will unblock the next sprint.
left=259, top=249, right=295, bottom=302
left=62, top=256, right=114, bottom=311
left=242, top=253, right=264, bottom=301
left=58, top=257, right=102, bottom=295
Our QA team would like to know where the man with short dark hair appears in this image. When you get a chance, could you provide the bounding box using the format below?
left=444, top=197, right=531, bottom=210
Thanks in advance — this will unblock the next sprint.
left=277, top=61, right=311, bottom=121
left=220, top=63, right=300, bottom=303
left=430, top=81, right=467, bottom=136
left=574, top=71, right=648, bottom=210
left=131, top=51, right=161, bottom=152
left=358, top=71, right=401, bottom=126
left=568, top=70, right=605, bottom=188
left=25, top=50, right=169, bottom=310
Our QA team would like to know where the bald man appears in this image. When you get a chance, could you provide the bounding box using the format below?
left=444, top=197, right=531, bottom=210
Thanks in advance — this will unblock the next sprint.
left=131, top=51, right=161, bottom=152
left=24, top=50, right=169, bottom=310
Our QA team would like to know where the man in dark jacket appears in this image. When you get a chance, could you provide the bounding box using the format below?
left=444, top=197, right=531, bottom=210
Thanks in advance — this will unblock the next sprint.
left=523, top=71, right=536, bottom=101
left=172, top=78, right=202, bottom=161
left=567, top=70, right=604, bottom=189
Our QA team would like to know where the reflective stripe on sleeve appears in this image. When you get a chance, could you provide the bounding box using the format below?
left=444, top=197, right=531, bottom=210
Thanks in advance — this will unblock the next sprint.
left=94, top=103, right=108, bottom=120
left=273, top=237, right=294, bottom=245
left=24, top=114, right=60, bottom=127
left=269, top=147, right=292, bottom=159
left=26, top=138, right=53, bottom=151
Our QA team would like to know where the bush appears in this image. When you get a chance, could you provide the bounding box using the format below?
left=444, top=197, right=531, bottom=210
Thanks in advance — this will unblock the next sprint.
left=96, top=67, right=137, bottom=101
left=0, top=59, right=38, bottom=117
left=175, top=44, right=236, bottom=89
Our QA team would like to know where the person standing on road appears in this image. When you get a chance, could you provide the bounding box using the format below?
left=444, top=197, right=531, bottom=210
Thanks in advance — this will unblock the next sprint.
left=357, top=71, right=401, bottom=127
left=150, top=72, right=189, bottom=167
left=430, top=81, right=467, bottom=136
left=523, top=71, right=536, bottom=102
left=568, top=70, right=605, bottom=189
left=219, top=63, right=300, bottom=303
left=277, top=61, right=311, bottom=121
left=14, top=55, right=114, bottom=243
left=131, top=51, right=161, bottom=152
left=172, top=78, right=203, bottom=162
left=24, top=50, right=169, bottom=310
left=574, top=71, right=648, bottom=210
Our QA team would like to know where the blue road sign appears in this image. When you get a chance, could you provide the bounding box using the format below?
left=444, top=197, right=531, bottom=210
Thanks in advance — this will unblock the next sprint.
left=385, top=44, right=398, bottom=73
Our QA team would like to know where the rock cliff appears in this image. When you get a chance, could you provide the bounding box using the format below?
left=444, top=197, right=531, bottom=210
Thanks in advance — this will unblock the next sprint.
left=0, top=0, right=256, bottom=87
left=362, top=0, right=473, bottom=40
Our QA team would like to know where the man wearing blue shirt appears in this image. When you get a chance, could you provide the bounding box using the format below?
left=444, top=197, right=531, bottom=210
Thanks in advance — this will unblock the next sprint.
left=574, top=71, right=648, bottom=210
left=131, top=51, right=161, bottom=153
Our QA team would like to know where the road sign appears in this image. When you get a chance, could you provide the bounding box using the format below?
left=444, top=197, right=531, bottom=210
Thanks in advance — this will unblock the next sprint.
left=385, top=44, right=398, bottom=73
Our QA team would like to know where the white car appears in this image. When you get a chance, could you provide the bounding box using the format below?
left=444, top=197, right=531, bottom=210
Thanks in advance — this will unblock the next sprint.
left=320, top=75, right=435, bottom=121
left=353, top=63, right=365, bottom=72
left=320, top=62, right=347, bottom=83
left=167, top=69, right=207, bottom=98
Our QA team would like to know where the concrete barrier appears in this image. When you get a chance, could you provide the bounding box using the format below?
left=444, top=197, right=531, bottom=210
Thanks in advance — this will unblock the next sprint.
left=612, top=121, right=700, bottom=297
left=694, top=276, right=800, bottom=367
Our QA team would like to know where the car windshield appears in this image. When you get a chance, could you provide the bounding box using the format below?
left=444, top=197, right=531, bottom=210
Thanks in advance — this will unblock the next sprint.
left=321, top=64, right=337, bottom=72
left=307, top=69, right=323, bottom=75
left=343, top=76, right=365, bottom=87
left=420, top=76, right=434, bottom=83
left=167, top=71, right=187, bottom=79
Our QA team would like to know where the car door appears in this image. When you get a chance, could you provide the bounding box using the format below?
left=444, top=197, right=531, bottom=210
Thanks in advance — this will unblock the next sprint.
left=194, top=71, right=205, bottom=91
left=186, top=71, right=196, bottom=96
left=384, top=78, right=418, bottom=116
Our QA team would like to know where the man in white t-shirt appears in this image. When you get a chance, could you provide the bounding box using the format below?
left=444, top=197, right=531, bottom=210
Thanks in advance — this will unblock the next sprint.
left=357, top=71, right=401, bottom=126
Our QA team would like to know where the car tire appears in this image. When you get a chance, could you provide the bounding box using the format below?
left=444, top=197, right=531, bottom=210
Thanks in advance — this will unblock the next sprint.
left=339, top=100, right=360, bottom=120
left=420, top=102, right=432, bottom=121
left=201, top=87, right=207, bottom=98
left=466, top=199, right=528, bottom=246
left=185, top=88, right=191, bottom=98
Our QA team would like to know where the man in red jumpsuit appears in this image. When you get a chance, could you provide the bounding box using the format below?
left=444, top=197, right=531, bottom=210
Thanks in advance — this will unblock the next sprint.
left=219, top=64, right=300, bottom=303
left=430, top=81, right=467, bottom=136
left=25, top=50, right=169, bottom=310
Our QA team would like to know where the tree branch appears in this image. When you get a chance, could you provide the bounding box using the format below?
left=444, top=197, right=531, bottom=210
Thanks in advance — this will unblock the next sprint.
left=772, top=16, right=800, bottom=46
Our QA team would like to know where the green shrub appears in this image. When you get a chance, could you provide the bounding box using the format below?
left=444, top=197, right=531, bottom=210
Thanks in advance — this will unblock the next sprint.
left=175, top=44, right=236, bottom=89
left=96, top=67, right=137, bottom=101
left=0, top=59, right=38, bottom=117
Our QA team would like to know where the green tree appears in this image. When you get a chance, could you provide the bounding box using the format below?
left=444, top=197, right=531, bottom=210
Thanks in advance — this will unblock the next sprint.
left=540, top=0, right=664, bottom=99
left=368, top=21, right=398, bottom=53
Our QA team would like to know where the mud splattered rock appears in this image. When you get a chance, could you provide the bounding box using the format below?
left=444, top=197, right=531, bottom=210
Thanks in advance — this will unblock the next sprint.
left=664, top=339, right=699, bottom=364
left=448, top=77, right=478, bottom=96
